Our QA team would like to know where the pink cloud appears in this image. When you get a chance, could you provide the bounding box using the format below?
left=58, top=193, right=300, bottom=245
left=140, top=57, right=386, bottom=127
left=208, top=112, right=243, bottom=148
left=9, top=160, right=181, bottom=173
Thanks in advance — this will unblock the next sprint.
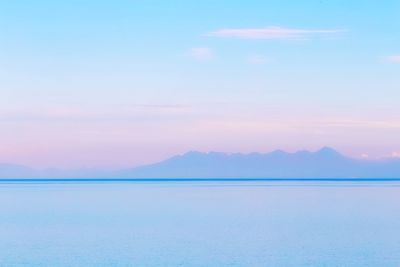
left=386, top=55, right=400, bottom=63
left=0, top=105, right=191, bottom=122
left=188, top=47, right=213, bottom=61
left=207, top=26, right=345, bottom=40
left=391, top=152, right=400, bottom=158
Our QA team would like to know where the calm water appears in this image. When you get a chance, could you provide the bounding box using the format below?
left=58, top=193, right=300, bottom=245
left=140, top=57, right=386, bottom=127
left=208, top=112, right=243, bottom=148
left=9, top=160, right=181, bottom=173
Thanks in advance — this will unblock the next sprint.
left=0, top=181, right=399, bottom=266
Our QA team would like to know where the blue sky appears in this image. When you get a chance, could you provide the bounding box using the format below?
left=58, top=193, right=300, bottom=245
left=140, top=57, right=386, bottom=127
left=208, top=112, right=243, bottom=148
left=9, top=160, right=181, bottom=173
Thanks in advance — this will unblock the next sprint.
left=1, top=0, right=400, bottom=168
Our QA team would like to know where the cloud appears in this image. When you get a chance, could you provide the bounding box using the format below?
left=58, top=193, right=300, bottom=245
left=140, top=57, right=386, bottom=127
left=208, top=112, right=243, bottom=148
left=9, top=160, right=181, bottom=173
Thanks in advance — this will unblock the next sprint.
left=187, top=47, right=213, bottom=61
left=386, top=55, right=400, bottom=63
left=247, top=54, right=266, bottom=65
left=131, top=104, right=190, bottom=109
left=207, top=26, right=345, bottom=40
left=318, top=119, right=400, bottom=129
left=391, top=152, right=400, bottom=158
left=0, top=104, right=192, bottom=122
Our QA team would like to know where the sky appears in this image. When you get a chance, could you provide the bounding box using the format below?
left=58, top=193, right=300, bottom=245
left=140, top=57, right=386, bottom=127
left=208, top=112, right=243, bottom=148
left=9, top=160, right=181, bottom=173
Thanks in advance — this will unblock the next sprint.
left=1, top=0, right=400, bottom=168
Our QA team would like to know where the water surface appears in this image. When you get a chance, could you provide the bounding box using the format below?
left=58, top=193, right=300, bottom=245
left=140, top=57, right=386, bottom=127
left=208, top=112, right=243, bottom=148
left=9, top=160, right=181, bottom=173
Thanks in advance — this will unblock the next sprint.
left=0, top=181, right=399, bottom=266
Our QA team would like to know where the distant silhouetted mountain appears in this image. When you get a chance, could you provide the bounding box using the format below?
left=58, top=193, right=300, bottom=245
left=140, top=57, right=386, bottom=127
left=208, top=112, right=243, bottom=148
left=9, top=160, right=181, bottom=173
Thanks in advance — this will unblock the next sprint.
left=2, top=147, right=400, bottom=179
left=117, top=147, right=400, bottom=178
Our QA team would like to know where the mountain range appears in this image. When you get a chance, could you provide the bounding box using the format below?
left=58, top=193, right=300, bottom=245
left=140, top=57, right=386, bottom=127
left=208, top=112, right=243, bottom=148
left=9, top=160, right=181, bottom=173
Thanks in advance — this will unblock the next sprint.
left=1, top=147, right=400, bottom=179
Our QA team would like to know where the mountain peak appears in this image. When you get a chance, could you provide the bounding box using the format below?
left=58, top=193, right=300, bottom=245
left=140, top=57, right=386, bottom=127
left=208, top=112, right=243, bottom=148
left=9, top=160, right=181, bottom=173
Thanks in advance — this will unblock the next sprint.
left=315, top=147, right=342, bottom=157
left=269, top=149, right=288, bottom=155
left=183, top=151, right=204, bottom=156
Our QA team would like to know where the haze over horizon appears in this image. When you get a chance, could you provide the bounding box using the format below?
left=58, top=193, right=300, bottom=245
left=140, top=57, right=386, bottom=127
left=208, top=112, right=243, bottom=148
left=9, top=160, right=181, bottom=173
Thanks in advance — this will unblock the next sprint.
left=1, top=146, right=400, bottom=171
left=1, top=1, right=400, bottom=168
left=2, top=146, right=400, bottom=179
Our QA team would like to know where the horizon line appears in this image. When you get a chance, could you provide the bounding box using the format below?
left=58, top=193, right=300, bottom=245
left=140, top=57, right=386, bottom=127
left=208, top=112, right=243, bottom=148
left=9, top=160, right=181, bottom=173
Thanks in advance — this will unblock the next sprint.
left=1, top=178, right=400, bottom=183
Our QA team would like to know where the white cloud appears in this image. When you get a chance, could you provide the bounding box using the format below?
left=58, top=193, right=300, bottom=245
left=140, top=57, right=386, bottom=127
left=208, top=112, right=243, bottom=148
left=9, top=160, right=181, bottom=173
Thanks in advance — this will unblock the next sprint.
left=187, top=47, right=213, bottom=61
left=207, top=26, right=345, bottom=40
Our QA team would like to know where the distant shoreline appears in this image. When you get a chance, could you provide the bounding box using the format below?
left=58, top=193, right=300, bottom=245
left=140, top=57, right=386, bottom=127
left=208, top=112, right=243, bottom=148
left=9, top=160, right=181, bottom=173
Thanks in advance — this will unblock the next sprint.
left=1, top=178, right=400, bottom=183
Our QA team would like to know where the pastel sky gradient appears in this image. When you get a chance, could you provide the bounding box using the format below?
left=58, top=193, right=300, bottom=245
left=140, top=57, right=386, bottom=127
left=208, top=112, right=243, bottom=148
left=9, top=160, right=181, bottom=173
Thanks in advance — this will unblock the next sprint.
left=1, top=0, right=400, bottom=168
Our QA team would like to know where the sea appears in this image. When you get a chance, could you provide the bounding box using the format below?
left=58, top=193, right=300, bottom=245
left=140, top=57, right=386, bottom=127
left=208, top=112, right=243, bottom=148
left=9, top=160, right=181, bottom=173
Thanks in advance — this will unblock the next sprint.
left=0, top=180, right=399, bottom=266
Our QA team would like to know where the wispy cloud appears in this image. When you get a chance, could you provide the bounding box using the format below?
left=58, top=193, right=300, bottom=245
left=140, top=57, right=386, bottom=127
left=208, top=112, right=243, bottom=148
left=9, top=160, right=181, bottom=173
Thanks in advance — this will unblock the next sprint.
left=207, top=26, right=345, bottom=40
left=187, top=47, right=213, bottom=61
left=0, top=105, right=192, bottom=122
left=247, top=54, right=266, bottom=65
left=131, top=104, right=191, bottom=109
left=391, top=152, right=400, bottom=158
left=386, top=55, right=400, bottom=63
